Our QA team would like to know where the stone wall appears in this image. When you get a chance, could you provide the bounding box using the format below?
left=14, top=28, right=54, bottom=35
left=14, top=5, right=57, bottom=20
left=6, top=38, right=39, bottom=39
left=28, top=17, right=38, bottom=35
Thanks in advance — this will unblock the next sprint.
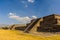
left=10, top=24, right=26, bottom=30
left=37, top=14, right=60, bottom=32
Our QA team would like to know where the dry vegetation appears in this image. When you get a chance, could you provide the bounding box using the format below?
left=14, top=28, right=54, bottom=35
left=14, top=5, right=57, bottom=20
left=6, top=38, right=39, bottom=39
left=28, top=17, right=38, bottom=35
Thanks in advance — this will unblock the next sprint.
left=0, top=29, right=60, bottom=40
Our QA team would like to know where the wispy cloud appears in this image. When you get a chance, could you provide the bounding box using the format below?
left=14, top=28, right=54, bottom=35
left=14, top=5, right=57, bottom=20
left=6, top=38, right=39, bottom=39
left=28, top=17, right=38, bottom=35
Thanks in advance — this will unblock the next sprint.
left=32, top=16, right=37, bottom=19
left=8, top=13, right=37, bottom=24
left=21, top=0, right=35, bottom=8
left=28, top=0, right=35, bottom=3
left=21, top=1, right=28, bottom=8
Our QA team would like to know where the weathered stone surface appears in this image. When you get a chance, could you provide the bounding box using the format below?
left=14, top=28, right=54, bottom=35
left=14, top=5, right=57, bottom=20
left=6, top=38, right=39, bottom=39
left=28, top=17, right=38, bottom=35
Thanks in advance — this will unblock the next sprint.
left=10, top=14, right=60, bottom=33
left=10, top=24, right=26, bottom=31
left=24, top=14, right=60, bottom=33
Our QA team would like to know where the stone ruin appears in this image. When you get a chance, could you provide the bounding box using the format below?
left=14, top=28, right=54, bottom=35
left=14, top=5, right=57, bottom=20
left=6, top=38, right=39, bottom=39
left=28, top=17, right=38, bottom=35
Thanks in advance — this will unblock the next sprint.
left=10, top=14, right=60, bottom=34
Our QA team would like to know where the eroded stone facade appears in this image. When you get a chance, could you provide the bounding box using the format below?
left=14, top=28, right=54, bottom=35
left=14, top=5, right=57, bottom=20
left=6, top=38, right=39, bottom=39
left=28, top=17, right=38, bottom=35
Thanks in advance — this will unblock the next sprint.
left=24, top=14, right=60, bottom=33
left=10, top=14, right=60, bottom=33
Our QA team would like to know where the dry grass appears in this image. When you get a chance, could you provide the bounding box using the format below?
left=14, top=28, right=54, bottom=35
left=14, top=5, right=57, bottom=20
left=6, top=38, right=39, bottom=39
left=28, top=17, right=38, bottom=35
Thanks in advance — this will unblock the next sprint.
left=0, top=29, right=60, bottom=40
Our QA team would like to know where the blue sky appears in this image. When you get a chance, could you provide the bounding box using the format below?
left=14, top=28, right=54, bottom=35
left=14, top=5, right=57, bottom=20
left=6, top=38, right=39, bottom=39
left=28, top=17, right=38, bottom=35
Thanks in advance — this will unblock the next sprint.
left=0, top=0, right=60, bottom=24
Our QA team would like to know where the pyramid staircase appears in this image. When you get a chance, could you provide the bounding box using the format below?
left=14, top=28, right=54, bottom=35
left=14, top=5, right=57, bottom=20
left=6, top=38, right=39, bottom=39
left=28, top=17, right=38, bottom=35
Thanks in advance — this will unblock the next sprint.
left=24, top=18, right=40, bottom=33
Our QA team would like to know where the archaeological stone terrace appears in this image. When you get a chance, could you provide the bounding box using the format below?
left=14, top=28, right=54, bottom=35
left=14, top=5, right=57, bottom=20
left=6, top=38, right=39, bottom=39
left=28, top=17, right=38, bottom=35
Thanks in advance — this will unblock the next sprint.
left=10, top=14, right=60, bottom=34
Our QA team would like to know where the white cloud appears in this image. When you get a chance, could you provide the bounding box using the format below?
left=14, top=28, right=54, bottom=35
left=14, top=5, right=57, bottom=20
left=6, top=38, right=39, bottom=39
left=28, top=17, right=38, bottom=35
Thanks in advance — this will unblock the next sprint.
left=8, top=13, right=37, bottom=24
left=21, top=0, right=35, bottom=8
left=9, top=13, right=15, bottom=16
left=32, top=16, right=37, bottom=19
left=28, top=0, right=35, bottom=3
left=21, top=1, right=28, bottom=8
left=9, top=13, right=31, bottom=24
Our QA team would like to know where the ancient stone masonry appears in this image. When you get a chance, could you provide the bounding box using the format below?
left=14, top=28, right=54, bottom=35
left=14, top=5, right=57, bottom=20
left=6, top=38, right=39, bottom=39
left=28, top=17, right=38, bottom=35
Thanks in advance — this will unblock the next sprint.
left=24, top=14, right=60, bottom=33
left=10, top=14, right=60, bottom=33
left=10, top=24, right=26, bottom=31
left=38, top=14, right=58, bottom=32
left=24, top=18, right=40, bottom=33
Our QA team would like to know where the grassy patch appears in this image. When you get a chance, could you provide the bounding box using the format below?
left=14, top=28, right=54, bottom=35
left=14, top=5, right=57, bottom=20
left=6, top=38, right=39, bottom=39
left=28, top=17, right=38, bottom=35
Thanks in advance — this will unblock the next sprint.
left=0, top=29, right=60, bottom=40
